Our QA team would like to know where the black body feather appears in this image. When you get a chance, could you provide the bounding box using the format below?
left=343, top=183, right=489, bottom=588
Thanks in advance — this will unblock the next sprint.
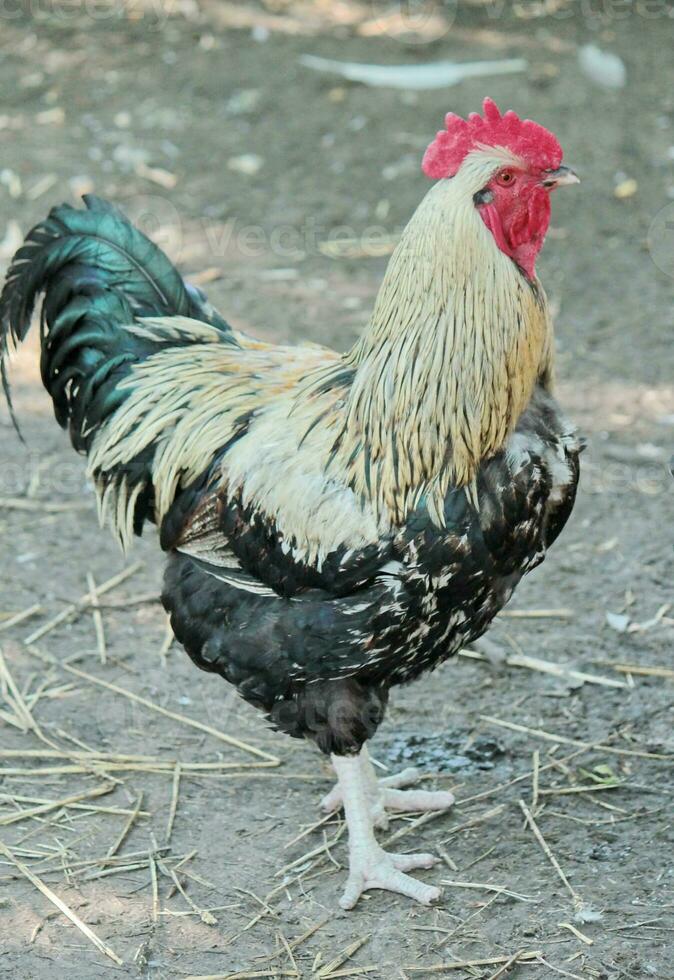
left=163, top=389, right=581, bottom=754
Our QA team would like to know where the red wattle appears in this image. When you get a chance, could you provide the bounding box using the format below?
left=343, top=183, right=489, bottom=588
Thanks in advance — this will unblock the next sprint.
left=478, top=189, right=551, bottom=280
left=478, top=204, right=510, bottom=258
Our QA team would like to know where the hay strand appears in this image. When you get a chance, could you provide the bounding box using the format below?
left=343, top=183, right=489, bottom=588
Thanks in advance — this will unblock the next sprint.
left=0, top=837, right=123, bottom=965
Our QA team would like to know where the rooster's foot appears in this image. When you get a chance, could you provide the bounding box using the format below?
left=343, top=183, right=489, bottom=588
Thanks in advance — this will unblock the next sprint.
left=330, top=750, right=446, bottom=909
left=322, top=750, right=453, bottom=830
left=339, top=845, right=440, bottom=910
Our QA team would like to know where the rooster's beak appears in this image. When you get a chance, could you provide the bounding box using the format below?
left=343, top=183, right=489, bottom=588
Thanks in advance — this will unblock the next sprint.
left=542, top=166, right=580, bottom=189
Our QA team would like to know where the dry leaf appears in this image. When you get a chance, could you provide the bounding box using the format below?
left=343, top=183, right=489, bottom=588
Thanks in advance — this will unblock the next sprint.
left=134, top=163, right=178, bottom=190
left=614, top=178, right=638, bottom=200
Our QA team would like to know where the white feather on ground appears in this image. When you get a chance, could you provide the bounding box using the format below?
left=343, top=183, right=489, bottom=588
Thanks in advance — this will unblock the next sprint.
left=298, top=55, right=527, bottom=90
left=578, top=45, right=627, bottom=90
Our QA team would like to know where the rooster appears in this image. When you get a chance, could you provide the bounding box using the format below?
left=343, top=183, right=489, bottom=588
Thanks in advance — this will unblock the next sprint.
left=1, top=99, right=581, bottom=909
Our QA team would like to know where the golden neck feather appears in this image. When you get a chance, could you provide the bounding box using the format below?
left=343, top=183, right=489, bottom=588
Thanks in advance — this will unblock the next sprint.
left=335, top=177, right=553, bottom=526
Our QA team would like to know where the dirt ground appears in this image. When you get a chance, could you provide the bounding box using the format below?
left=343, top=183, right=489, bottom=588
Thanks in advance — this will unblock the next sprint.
left=0, top=2, right=673, bottom=979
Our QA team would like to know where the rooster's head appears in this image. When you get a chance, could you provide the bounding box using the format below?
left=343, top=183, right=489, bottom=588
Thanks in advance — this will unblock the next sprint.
left=422, top=97, right=578, bottom=279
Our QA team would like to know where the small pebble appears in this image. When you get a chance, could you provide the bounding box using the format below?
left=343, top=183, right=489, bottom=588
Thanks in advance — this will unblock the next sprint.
left=227, top=154, right=264, bottom=176
left=578, top=44, right=626, bottom=90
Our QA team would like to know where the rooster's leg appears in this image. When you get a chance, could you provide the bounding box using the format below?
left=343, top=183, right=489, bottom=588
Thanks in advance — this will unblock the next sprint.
left=322, top=745, right=454, bottom=829
left=331, top=752, right=442, bottom=909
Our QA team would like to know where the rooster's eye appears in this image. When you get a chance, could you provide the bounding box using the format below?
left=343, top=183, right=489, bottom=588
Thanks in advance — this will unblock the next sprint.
left=496, top=170, right=515, bottom=187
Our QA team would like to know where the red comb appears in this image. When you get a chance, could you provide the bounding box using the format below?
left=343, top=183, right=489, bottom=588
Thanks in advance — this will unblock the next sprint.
left=422, top=97, right=563, bottom=179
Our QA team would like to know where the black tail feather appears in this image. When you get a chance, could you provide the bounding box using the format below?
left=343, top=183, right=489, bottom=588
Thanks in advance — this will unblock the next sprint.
left=0, top=194, right=233, bottom=448
left=0, top=195, right=236, bottom=539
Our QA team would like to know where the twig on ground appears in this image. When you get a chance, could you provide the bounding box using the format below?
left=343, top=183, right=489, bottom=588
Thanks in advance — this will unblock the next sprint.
left=538, top=784, right=623, bottom=797
left=184, top=972, right=299, bottom=979
left=260, top=918, right=328, bottom=965
left=277, top=930, right=299, bottom=977
left=437, top=805, right=506, bottom=844
left=403, top=951, right=542, bottom=974
left=439, top=879, right=535, bottom=902
left=436, top=843, right=458, bottom=871
left=86, top=571, right=106, bottom=664
left=382, top=808, right=449, bottom=848
left=275, top=825, right=346, bottom=878
left=534, top=957, right=587, bottom=980
left=166, top=763, right=181, bottom=843
left=518, top=799, right=582, bottom=909
left=460, top=648, right=626, bottom=689
left=0, top=646, right=35, bottom=732
left=0, top=707, right=24, bottom=730
left=0, top=837, right=123, bottom=965
left=24, top=562, right=143, bottom=644
left=532, top=749, right=540, bottom=812
left=316, top=934, right=370, bottom=979
left=456, top=746, right=594, bottom=807
left=160, top=859, right=217, bottom=926
left=486, top=948, right=527, bottom=980
left=34, top=847, right=170, bottom=877
left=149, top=851, right=159, bottom=923
left=107, top=792, right=144, bottom=857
left=0, top=792, right=148, bottom=820
left=611, top=663, right=674, bottom=679
left=0, top=603, right=42, bottom=633
left=25, top=645, right=280, bottom=764
left=283, top=809, right=335, bottom=849
left=559, top=921, right=594, bottom=945
left=0, top=760, right=278, bottom=777
left=482, top=715, right=674, bottom=760
left=0, top=784, right=113, bottom=827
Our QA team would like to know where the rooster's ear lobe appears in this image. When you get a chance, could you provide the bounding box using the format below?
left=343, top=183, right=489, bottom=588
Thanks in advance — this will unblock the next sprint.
left=473, top=188, right=494, bottom=206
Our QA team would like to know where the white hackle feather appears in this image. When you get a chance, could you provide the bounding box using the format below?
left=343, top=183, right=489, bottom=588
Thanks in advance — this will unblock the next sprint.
left=85, top=147, right=555, bottom=551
